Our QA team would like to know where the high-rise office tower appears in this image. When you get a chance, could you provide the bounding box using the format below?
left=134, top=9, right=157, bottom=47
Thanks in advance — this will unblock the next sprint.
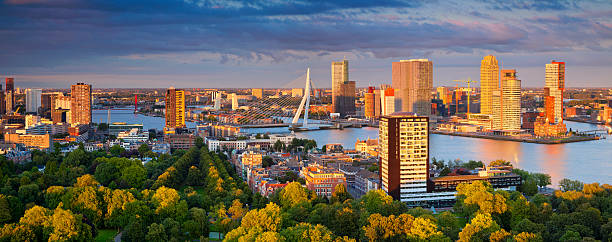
left=480, top=55, right=499, bottom=115
left=501, top=70, right=521, bottom=130
left=391, top=59, right=433, bottom=116
left=25, top=88, right=42, bottom=114
left=545, top=61, right=565, bottom=124
left=379, top=112, right=429, bottom=201
left=70, top=83, right=92, bottom=125
left=0, top=85, right=4, bottom=115
left=231, top=93, right=238, bottom=110
left=381, top=88, right=395, bottom=116
left=364, top=87, right=376, bottom=119
left=436, top=86, right=449, bottom=105
left=5, top=78, right=14, bottom=113
left=374, top=89, right=381, bottom=118
left=5, top=78, right=14, bottom=93
left=165, top=87, right=186, bottom=129
left=491, top=90, right=502, bottom=130
left=251, top=88, right=263, bottom=99
left=331, top=59, right=355, bottom=117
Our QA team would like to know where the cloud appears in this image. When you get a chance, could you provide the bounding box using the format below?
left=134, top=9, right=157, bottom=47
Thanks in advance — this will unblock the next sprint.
left=0, top=0, right=611, bottom=87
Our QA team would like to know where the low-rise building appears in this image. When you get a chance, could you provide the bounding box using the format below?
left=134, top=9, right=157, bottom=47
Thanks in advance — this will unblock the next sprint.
left=355, top=169, right=379, bottom=195
left=109, top=122, right=144, bottom=136
left=117, top=128, right=149, bottom=143
left=4, top=133, right=52, bottom=150
left=165, top=133, right=196, bottom=150
left=152, top=142, right=171, bottom=154
left=355, top=138, right=378, bottom=156
left=301, top=164, right=347, bottom=197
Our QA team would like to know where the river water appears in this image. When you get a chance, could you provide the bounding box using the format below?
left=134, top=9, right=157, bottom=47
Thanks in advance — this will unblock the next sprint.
left=94, top=109, right=612, bottom=185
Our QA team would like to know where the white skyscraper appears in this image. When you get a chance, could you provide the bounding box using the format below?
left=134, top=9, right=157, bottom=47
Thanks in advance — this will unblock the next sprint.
left=25, top=88, right=42, bottom=114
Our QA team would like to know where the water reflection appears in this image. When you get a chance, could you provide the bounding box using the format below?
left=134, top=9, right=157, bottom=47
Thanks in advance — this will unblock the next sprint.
left=535, top=144, right=566, bottom=186
left=93, top=108, right=611, bottom=184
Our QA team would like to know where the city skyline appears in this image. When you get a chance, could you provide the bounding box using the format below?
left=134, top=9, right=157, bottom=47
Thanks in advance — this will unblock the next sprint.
left=1, top=0, right=611, bottom=88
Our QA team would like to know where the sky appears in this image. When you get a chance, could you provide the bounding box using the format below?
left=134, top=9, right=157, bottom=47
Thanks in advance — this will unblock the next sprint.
left=1, top=0, right=611, bottom=89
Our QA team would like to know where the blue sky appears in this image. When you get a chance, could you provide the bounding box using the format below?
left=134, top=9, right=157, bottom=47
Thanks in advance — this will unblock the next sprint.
left=1, top=0, right=611, bottom=88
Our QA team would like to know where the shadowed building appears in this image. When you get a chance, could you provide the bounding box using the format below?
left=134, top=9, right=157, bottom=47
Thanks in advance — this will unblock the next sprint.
left=331, top=59, right=356, bottom=117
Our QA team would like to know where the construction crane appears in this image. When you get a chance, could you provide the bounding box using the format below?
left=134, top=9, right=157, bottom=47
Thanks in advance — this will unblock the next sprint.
left=452, top=78, right=478, bottom=115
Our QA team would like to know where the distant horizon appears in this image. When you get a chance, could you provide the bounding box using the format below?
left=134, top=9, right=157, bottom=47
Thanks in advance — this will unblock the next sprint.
left=1, top=1, right=611, bottom=88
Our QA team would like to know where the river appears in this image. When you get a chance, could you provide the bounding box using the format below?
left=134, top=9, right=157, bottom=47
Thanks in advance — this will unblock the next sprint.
left=93, top=109, right=612, bottom=185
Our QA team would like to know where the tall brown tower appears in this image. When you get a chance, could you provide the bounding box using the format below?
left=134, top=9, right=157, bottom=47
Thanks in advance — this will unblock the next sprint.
left=70, top=83, right=92, bottom=125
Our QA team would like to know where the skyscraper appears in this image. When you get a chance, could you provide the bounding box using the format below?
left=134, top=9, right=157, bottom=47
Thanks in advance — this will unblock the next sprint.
left=331, top=59, right=355, bottom=117
left=25, top=88, right=42, bottom=114
left=364, top=87, right=376, bottom=119
left=70, top=83, right=92, bottom=125
left=374, top=89, right=381, bottom=118
left=5, top=78, right=14, bottom=93
left=381, top=88, right=395, bottom=116
left=379, top=112, right=429, bottom=201
left=480, top=55, right=499, bottom=115
left=545, top=61, right=565, bottom=124
left=391, top=59, right=433, bottom=116
left=165, top=87, right=186, bottom=130
left=501, top=70, right=521, bottom=130
left=491, top=90, right=502, bottom=130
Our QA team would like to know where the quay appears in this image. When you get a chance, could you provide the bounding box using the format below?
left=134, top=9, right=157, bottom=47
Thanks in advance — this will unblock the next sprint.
left=431, top=130, right=600, bottom=144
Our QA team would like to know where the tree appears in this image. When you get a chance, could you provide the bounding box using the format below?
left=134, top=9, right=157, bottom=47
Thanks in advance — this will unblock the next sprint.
left=138, top=144, right=151, bottom=157
left=559, top=230, right=581, bottom=242
left=124, top=218, right=146, bottom=242
left=94, top=162, right=120, bottom=186
left=533, top=173, right=551, bottom=188
left=0, top=195, right=12, bottom=224
left=280, top=182, right=309, bottom=208
left=262, top=156, right=274, bottom=168
left=240, top=203, right=282, bottom=232
left=330, top=184, right=352, bottom=204
left=49, top=205, right=92, bottom=241
left=152, top=186, right=180, bottom=213
left=456, top=181, right=507, bottom=216
left=489, top=160, right=512, bottom=167
left=437, top=211, right=460, bottom=240
left=75, top=174, right=100, bottom=187
left=559, top=178, right=584, bottom=192
left=120, top=165, right=146, bottom=188
left=18, top=184, right=40, bottom=204
left=458, top=213, right=501, bottom=242
left=145, top=223, right=167, bottom=242
left=273, top=140, right=285, bottom=152
left=521, top=178, right=538, bottom=196
left=281, top=223, right=334, bottom=242
left=109, top=145, right=125, bottom=157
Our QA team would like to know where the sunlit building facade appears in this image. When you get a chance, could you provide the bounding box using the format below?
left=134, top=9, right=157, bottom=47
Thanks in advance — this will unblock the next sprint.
left=165, top=87, right=186, bottom=130
left=480, top=55, right=499, bottom=115
left=70, top=83, right=92, bottom=125
left=379, top=112, right=429, bottom=202
left=501, top=70, right=521, bottom=130
left=392, top=59, right=433, bottom=116
left=545, top=61, right=565, bottom=124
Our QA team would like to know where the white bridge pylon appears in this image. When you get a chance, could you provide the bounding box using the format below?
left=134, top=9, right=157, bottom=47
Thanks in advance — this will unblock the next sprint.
left=292, top=68, right=312, bottom=127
